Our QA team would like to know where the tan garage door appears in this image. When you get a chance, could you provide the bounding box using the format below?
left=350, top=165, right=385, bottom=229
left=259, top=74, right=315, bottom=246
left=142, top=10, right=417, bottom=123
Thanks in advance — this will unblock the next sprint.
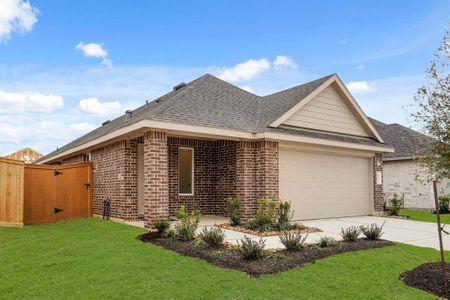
left=279, top=148, right=370, bottom=220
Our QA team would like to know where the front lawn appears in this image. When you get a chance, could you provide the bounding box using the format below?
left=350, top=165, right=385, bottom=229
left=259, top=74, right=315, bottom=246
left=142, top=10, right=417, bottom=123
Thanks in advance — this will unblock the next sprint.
left=400, top=209, right=450, bottom=224
left=0, top=218, right=445, bottom=299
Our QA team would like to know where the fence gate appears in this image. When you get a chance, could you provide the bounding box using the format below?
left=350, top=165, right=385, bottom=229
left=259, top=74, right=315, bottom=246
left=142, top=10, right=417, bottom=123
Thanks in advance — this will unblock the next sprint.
left=24, top=163, right=92, bottom=224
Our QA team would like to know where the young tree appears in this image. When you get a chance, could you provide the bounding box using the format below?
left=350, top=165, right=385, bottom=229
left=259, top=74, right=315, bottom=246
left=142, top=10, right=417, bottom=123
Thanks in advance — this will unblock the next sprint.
left=412, top=30, right=450, bottom=181
left=412, top=29, right=450, bottom=298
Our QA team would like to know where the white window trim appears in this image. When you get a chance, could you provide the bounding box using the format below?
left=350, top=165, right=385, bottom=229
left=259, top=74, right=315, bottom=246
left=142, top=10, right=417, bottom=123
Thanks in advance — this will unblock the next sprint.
left=178, top=147, right=194, bottom=196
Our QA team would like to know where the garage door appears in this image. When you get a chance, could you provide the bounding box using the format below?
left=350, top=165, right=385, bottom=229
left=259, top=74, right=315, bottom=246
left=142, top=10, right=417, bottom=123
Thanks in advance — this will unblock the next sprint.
left=279, top=148, right=370, bottom=220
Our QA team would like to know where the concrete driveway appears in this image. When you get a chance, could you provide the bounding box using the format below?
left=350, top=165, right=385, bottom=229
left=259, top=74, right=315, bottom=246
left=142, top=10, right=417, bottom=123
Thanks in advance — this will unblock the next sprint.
left=301, top=216, right=449, bottom=251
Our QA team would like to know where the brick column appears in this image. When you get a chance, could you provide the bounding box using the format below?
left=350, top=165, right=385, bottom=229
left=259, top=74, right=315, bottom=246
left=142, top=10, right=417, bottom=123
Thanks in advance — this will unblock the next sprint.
left=236, top=141, right=257, bottom=219
left=236, top=140, right=279, bottom=220
left=143, top=131, right=169, bottom=228
left=373, top=153, right=384, bottom=213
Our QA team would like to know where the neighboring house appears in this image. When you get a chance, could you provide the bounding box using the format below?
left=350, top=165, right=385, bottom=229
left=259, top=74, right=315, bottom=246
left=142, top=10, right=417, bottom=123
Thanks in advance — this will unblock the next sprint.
left=370, top=118, right=450, bottom=209
left=5, top=147, right=43, bottom=163
left=38, top=74, right=393, bottom=228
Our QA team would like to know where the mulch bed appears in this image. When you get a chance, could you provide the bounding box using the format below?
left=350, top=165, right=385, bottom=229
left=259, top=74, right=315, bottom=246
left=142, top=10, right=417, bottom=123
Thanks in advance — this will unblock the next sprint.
left=216, top=223, right=321, bottom=237
left=138, top=232, right=393, bottom=277
left=400, top=262, right=450, bottom=298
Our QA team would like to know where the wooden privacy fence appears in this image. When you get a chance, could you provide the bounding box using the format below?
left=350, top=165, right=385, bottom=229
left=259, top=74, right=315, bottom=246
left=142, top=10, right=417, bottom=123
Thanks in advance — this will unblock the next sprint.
left=0, top=158, right=93, bottom=227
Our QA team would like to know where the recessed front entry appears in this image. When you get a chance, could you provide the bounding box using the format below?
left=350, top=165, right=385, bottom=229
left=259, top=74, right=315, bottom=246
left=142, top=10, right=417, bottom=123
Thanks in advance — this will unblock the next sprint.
left=279, top=148, right=370, bottom=220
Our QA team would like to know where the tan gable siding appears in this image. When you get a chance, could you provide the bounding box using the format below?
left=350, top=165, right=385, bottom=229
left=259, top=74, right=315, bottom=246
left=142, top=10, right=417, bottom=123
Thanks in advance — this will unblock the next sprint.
left=282, top=84, right=370, bottom=137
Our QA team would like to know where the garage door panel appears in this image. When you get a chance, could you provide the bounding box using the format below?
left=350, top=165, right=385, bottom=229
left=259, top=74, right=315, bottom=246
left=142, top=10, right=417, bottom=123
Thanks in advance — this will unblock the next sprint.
left=280, top=148, right=370, bottom=220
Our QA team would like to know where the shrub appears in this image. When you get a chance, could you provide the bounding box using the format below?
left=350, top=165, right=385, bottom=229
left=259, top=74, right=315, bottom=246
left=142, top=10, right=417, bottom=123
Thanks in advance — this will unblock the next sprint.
left=340, top=226, right=360, bottom=242
left=317, top=236, right=335, bottom=248
left=439, top=195, right=450, bottom=213
left=227, top=197, right=243, bottom=225
left=174, top=205, right=201, bottom=241
left=244, top=219, right=257, bottom=230
left=153, top=218, right=170, bottom=234
left=256, top=197, right=277, bottom=227
left=278, top=201, right=294, bottom=228
left=279, top=232, right=307, bottom=251
left=239, top=236, right=266, bottom=260
left=162, top=229, right=176, bottom=238
left=199, top=227, right=225, bottom=247
left=360, top=222, right=385, bottom=240
left=388, top=193, right=403, bottom=216
left=260, top=223, right=273, bottom=232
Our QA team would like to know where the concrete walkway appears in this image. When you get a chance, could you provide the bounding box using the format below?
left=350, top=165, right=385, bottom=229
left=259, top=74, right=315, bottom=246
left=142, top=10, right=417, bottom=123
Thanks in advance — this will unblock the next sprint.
left=199, top=216, right=449, bottom=250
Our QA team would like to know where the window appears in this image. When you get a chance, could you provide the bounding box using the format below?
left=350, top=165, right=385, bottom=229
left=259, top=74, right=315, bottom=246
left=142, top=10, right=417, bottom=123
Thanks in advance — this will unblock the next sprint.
left=179, top=148, right=194, bottom=195
left=83, top=153, right=91, bottom=162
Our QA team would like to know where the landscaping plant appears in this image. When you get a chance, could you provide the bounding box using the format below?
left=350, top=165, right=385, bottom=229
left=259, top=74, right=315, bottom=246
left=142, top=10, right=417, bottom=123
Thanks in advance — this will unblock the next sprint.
left=227, top=197, right=243, bottom=225
left=277, top=201, right=299, bottom=230
left=153, top=218, right=170, bottom=234
left=175, top=205, right=201, bottom=241
left=239, top=236, right=266, bottom=259
left=279, top=232, right=307, bottom=251
left=255, top=197, right=277, bottom=227
left=244, top=218, right=257, bottom=230
left=388, top=193, right=402, bottom=216
left=439, top=195, right=450, bottom=213
left=340, top=226, right=360, bottom=242
left=360, top=222, right=385, bottom=240
left=317, top=236, right=335, bottom=248
left=199, top=227, right=225, bottom=248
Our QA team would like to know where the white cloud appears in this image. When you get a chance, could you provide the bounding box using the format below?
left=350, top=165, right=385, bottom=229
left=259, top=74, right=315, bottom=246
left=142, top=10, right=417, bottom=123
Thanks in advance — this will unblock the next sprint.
left=218, top=58, right=271, bottom=82
left=0, top=0, right=39, bottom=42
left=339, top=39, right=347, bottom=44
left=76, top=42, right=112, bottom=67
left=69, top=122, right=97, bottom=133
left=346, top=81, right=376, bottom=94
left=0, top=90, right=63, bottom=113
left=240, top=85, right=254, bottom=93
left=273, top=56, right=298, bottom=70
left=357, top=64, right=364, bottom=70
left=77, top=97, right=121, bottom=116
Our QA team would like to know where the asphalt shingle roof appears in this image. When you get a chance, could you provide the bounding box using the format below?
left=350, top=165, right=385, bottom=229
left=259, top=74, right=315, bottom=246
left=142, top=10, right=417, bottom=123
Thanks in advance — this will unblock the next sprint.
left=40, top=74, right=388, bottom=161
left=369, top=118, right=432, bottom=159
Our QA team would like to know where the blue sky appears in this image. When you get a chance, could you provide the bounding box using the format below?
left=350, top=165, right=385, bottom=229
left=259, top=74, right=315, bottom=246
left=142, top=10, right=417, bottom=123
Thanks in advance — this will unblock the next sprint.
left=0, top=0, right=449, bottom=155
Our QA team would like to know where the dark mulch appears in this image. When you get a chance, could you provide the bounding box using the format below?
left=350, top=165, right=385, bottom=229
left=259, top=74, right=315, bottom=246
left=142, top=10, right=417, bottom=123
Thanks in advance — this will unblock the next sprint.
left=138, top=232, right=393, bottom=277
left=400, top=262, right=450, bottom=298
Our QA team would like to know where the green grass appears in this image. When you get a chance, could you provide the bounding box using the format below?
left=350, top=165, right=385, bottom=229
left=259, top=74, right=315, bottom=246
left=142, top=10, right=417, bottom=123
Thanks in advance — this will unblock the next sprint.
left=400, top=209, right=450, bottom=224
left=0, top=218, right=445, bottom=299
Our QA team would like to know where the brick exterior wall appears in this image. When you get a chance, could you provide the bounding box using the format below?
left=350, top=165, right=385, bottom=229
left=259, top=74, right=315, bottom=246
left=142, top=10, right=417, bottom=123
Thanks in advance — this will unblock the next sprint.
left=143, top=131, right=169, bottom=228
left=61, top=154, right=84, bottom=164
left=236, top=141, right=279, bottom=219
left=90, top=139, right=138, bottom=220
left=373, top=153, right=384, bottom=212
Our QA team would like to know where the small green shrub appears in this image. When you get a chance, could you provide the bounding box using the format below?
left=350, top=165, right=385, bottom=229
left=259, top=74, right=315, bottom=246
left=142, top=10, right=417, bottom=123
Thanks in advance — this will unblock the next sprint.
left=227, top=197, right=243, bottom=225
left=260, top=223, right=273, bottom=232
left=439, top=195, right=450, bottom=213
left=340, top=226, right=360, bottom=242
left=278, top=201, right=294, bottom=227
left=153, top=218, right=170, bottom=234
left=388, top=193, right=403, bottom=216
left=244, top=219, right=257, bottom=230
left=317, top=236, right=335, bottom=248
left=162, top=229, right=176, bottom=238
left=239, top=237, right=266, bottom=260
left=174, top=205, right=201, bottom=241
left=199, top=227, right=225, bottom=247
left=256, top=197, right=277, bottom=227
left=360, top=222, right=384, bottom=240
left=279, top=233, right=307, bottom=251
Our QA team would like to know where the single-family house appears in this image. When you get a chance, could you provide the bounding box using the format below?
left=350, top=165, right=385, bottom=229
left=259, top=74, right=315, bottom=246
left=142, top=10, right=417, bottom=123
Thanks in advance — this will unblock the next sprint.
left=38, top=74, right=393, bottom=228
left=370, top=118, right=450, bottom=209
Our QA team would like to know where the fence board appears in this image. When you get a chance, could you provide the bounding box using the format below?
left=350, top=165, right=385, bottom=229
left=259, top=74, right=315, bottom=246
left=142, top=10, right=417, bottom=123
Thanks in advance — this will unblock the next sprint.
left=0, top=157, right=24, bottom=227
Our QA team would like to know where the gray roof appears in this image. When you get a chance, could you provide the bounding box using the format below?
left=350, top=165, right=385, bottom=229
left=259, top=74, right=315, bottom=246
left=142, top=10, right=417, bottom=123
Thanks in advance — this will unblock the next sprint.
left=40, top=74, right=387, bottom=161
left=369, top=118, right=432, bottom=159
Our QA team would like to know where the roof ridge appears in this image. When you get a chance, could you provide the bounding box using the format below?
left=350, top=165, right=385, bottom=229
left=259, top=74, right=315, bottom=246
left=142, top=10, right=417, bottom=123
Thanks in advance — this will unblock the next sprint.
left=202, top=73, right=261, bottom=97
left=262, top=73, right=335, bottom=98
